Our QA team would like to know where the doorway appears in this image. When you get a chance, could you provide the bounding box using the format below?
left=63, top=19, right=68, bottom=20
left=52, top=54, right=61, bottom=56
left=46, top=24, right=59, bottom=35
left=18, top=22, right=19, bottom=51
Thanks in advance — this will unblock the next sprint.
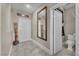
left=18, top=16, right=31, bottom=42
left=13, top=16, right=31, bottom=45
left=50, top=4, right=75, bottom=56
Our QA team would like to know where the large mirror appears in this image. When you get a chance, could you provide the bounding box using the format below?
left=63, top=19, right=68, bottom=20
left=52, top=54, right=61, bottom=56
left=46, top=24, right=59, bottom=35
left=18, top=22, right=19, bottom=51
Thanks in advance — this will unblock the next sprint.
left=37, top=6, right=47, bottom=41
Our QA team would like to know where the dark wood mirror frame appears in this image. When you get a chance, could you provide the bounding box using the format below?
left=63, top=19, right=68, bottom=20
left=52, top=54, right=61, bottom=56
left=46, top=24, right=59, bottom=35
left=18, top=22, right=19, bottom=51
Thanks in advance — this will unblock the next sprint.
left=37, top=6, right=47, bottom=41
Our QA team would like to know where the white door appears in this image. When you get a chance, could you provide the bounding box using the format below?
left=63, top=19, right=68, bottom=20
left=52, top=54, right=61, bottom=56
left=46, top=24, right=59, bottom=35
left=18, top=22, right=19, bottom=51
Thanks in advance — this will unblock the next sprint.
left=53, top=10, right=62, bottom=54
left=18, top=17, right=31, bottom=42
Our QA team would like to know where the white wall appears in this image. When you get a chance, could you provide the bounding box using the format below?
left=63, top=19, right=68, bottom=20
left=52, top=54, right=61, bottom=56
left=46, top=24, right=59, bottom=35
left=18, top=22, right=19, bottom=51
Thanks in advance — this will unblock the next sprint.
left=0, top=4, right=1, bottom=56
left=32, top=4, right=55, bottom=49
left=76, top=4, right=79, bottom=56
left=64, top=6, right=75, bottom=36
left=1, top=4, right=12, bottom=56
left=11, top=10, right=19, bottom=42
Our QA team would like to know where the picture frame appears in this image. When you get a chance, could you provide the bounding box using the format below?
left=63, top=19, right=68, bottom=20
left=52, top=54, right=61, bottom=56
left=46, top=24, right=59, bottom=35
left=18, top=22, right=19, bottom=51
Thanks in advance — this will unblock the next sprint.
left=37, top=6, right=47, bottom=41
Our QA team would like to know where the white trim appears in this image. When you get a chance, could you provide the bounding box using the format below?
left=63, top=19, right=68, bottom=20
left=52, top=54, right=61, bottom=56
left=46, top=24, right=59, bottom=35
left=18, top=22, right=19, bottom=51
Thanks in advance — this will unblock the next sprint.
left=32, top=39, right=51, bottom=55
left=19, top=39, right=32, bottom=44
left=8, top=44, right=12, bottom=56
left=49, top=8, right=54, bottom=55
left=0, top=4, right=1, bottom=56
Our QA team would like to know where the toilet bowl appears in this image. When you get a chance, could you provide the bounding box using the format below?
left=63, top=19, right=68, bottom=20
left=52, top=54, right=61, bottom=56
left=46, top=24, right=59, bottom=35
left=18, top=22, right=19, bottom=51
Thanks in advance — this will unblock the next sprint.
left=66, top=34, right=75, bottom=51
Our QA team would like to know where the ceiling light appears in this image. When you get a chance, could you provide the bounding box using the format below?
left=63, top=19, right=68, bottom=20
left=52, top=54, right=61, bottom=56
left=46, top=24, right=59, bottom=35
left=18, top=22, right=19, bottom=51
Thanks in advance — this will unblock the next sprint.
left=22, top=14, right=25, bottom=16
left=26, top=4, right=30, bottom=8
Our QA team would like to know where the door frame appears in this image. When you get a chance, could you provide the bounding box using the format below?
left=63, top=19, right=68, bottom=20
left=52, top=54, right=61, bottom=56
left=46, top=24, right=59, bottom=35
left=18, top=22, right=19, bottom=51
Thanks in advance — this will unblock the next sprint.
left=50, top=4, right=67, bottom=55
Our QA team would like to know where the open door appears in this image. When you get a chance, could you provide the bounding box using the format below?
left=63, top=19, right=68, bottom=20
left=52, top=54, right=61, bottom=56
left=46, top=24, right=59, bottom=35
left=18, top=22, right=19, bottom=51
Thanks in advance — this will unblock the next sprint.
left=53, top=9, right=63, bottom=54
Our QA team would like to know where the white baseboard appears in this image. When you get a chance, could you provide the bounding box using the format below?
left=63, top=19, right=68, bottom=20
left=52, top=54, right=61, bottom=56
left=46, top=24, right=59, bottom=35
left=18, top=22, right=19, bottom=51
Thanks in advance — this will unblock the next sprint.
left=19, top=39, right=32, bottom=43
left=32, top=39, right=51, bottom=55
left=19, top=38, right=31, bottom=43
left=8, top=44, right=12, bottom=56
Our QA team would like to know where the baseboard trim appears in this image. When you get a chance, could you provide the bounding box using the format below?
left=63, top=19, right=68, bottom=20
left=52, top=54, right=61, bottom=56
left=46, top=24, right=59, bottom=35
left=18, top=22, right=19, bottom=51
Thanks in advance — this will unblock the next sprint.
left=32, top=39, right=51, bottom=55
left=19, top=39, right=31, bottom=43
left=19, top=39, right=32, bottom=44
left=8, top=44, right=12, bottom=56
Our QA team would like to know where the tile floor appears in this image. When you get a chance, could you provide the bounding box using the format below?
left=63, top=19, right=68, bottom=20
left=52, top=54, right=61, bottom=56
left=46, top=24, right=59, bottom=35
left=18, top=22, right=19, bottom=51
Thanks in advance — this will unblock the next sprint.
left=55, top=48, right=75, bottom=56
left=10, top=40, right=75, bottom=56
left=10, top=41, right=50, bottom=56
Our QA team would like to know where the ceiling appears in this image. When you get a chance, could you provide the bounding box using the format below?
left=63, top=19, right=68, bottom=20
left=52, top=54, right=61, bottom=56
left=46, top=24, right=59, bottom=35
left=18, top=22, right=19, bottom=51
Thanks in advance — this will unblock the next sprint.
left=12, top=3, right=43, bottom=14
left=11, top=3, right=75, bottom=15
left=63, top=3, right=75, bottom=10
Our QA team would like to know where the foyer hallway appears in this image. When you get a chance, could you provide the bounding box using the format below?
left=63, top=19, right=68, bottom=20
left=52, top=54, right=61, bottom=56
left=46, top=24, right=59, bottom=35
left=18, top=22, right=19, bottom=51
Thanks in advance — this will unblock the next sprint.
left=0, top=3, right=77, bottom=56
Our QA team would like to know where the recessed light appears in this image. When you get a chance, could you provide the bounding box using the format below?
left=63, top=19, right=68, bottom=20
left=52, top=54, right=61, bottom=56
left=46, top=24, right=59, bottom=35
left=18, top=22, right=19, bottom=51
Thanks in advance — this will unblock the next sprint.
left=26, top=4, right=30, bottom=8
left=22, top=14, right=25, bottom=16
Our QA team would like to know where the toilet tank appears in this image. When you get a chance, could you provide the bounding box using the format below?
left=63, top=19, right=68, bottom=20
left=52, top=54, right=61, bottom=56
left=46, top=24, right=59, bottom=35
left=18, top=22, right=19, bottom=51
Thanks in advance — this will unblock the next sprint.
left=68, top=34, right=75, bottom=41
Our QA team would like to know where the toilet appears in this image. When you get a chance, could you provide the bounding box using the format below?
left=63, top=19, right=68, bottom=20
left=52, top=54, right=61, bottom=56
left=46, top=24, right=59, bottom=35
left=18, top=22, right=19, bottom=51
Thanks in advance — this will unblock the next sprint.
left=66, top=34, right=75, bottom=51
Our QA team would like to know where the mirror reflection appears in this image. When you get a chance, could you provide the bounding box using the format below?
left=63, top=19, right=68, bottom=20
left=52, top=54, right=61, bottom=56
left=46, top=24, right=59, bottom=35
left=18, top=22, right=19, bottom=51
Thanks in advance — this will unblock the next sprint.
left=37, top=6, right=47, bottom=41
